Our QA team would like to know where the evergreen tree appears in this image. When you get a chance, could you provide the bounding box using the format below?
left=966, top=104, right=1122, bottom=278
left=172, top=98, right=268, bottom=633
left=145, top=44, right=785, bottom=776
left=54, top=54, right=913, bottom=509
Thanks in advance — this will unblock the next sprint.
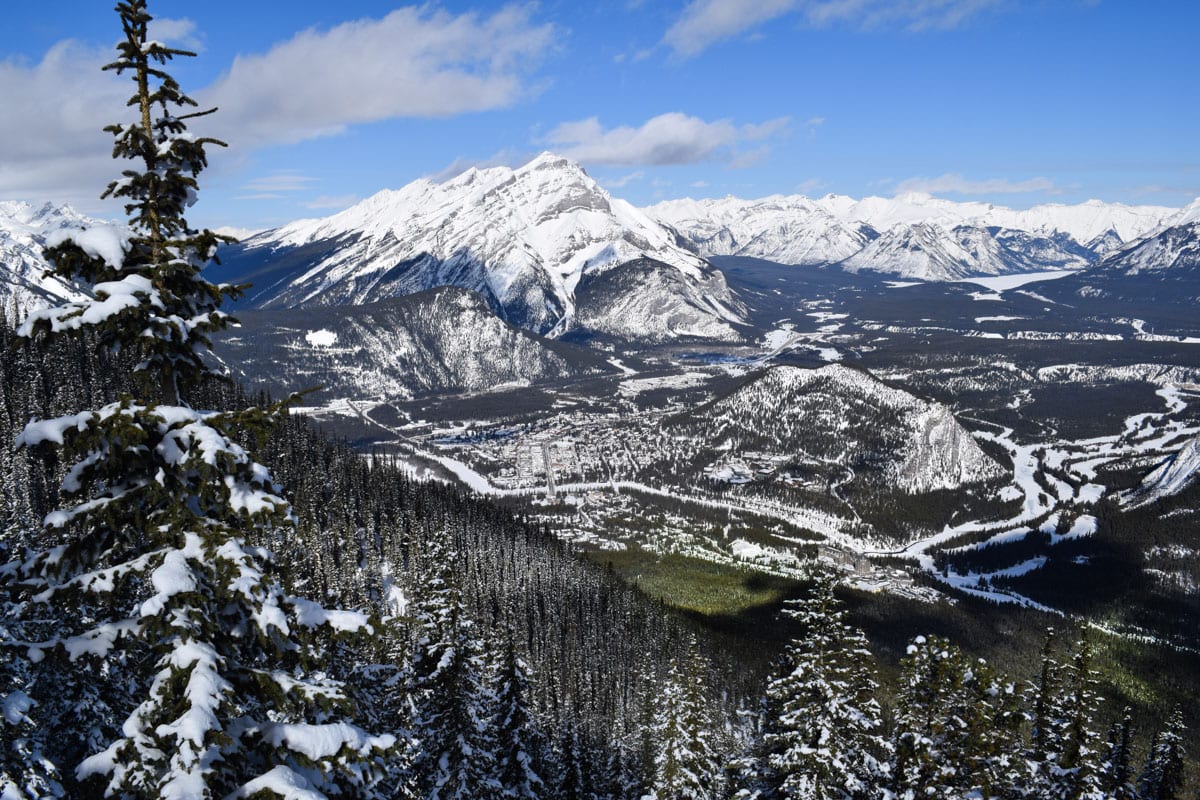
left=737, top=580, right=887, bottom=800
left=890, top=635, right=1021, bottom=800
left=649, top=644, right=720, bottom=800
left=403, top=538, right=501, bottom=800
left=1138, top=707, right=1187, bottom=800
left=493, top=642, right=547, bottom=800
left=1099, top=709, right=1136, bottom=800
left=1, top=2, right=391, bottom=796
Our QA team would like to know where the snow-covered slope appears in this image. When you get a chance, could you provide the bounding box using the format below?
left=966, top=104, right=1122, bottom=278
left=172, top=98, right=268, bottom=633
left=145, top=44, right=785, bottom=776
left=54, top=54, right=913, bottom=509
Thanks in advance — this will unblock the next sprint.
left=1124, top=434, right=1200, bottom=508
left=217, top=153, right=741, bottom=339
left=648, top=192, right=1178, bottom=280
left=216, top=287, right=612, bottom=401
left=1093, top=199, right=1200, bottom=276
left=0, top=201, right=95, bottom=311
left=1052, top=199, right=1200, bottom=305
left=649, top=195, right=874, bottom=266
left=677, top=364, right=1002, bottom=493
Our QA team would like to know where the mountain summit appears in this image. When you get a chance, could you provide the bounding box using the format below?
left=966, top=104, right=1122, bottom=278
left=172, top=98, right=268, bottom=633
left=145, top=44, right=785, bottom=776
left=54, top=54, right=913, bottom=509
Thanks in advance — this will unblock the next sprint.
left=212, top=152, right=742, bottom=340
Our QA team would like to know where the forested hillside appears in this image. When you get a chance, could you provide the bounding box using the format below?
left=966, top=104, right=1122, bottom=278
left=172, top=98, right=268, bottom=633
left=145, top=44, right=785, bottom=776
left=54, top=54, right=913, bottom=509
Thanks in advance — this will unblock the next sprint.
left=0, top=1, right=1194, bottom=798
left=2, top=312, right=1194, bottom=798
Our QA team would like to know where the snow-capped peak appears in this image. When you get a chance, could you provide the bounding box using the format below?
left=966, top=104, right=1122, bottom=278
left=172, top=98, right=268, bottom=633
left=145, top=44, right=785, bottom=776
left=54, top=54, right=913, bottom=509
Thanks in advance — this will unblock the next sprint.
left=0, top=200, right=104, bottom=311
left=230, top=152, right=722, bottom=336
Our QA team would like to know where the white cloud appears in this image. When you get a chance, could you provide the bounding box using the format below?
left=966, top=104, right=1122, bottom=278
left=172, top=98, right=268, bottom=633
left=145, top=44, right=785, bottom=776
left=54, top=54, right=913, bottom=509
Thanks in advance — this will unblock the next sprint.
left=202, top=6, right=555, bottom=148
left=894, top=173, right=1057, bottom=196
left=241, top=173, right=316, bottom=193
left=0, top=7, right=554, bottom=210
left=600, top=171, right=645, bottom=189
left=303, top=194, right=360, bottom=210
left=147, top=17, right=204, bottom=52
left=663, top=0, right=1002, bottom=56
left=664, top=0, right=797, bottom=58
left=0, top=41, right=127, bottom=210
left=801, top=0, right=1003, bottom=31
left=542, top=112, right=789, bottom=167
left=796, top=177, right=828, bottom=193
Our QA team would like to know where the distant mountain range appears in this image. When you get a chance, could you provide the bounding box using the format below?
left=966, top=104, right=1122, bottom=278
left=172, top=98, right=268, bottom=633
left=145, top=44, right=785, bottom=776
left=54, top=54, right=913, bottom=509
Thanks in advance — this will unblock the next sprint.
left=648, top=192, right=1179, bottom=280
left=3, top=155, right=1199, bottom=336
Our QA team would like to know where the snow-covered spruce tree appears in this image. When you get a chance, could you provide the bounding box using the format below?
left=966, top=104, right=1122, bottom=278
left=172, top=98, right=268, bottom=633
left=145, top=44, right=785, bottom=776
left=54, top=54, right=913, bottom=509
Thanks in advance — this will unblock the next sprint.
left=1099, top=708, right=1136, bottom=800
left=889, top=635, right=1021, bottom=800
left=1020, top=633, right=1103, bottom=800
left=493, top=642, right=547, bottom=800
left=1138, top=706, right=1187, bottom=800
left=2, top=1, right=393, bottom=796
left=648, top=644, right=720, bottom=800
left=1052, top=635, right=1105, bottom=800
left=737, top=581, right=887, bottom=800
left=402, top=536, right=501, bottom=800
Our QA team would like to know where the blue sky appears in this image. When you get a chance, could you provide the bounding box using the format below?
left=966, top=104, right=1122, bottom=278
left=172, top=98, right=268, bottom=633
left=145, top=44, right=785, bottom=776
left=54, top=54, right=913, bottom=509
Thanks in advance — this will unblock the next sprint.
left=0, top=0, right=1196, bottom=231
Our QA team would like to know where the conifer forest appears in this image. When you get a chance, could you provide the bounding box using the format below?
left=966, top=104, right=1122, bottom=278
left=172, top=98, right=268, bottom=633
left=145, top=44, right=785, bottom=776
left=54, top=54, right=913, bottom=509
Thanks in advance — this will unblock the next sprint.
left=1, top=2, right=1197, bottom=799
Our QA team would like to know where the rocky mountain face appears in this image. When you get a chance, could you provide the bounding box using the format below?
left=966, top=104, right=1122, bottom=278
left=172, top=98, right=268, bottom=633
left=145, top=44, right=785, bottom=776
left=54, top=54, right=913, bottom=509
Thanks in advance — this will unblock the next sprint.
left=0, top=201, right=93, bottom=311
left=649, top=192, right=1177, bottom=281
left=209, top=153, right=743, bottom=340
left=214, top=287, right=612, bottom=402
left=675, top=364, right=1003, bottom=493
left=1124, top=433, right=1200, bottom=509
left=570, top=257, right=744, bottom=343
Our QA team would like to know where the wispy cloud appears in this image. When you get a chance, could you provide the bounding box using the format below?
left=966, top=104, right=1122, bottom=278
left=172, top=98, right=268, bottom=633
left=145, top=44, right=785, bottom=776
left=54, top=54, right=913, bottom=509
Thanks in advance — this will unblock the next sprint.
left=600, top=171, right=645, bottom=189
left=203, top=6, right=555, bottom=148
left=240, top=173, right=317, bottom=193
left=663, top=0, right=1003, bottom=57
left=303, top=194, right=360, bottom=210
left=542, top=112, right=789, bottom=167
left=797, top=177, right=828, bottom=193
left=1132, top=183, right=1200, bottom=198
left=664, top=0, right=797, bottom=58
left=894, top=173, right=1058, bottom=196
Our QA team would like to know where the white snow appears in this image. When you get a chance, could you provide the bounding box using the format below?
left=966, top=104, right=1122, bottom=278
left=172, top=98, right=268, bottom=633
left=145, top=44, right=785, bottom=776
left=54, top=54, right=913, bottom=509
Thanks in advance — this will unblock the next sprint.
left=954, top=270, right=1077, bottom=291
left=304, top=328, right=338, bottom=347
left=44, top=223, right=130, bottom=269
left=2, top=691, right=33, bottom=726
left=231, top=766, right=326, bottom=800
left=264, top=721, right=395, bottom=761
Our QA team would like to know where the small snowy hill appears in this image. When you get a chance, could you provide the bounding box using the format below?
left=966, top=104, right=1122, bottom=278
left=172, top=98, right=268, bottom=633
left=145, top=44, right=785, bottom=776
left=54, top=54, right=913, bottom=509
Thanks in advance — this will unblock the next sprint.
left=213, top=153, right=743, bottom=340
left=215, top=286, right=613, bottom=402
left=648, top=192, right=1177, bottom=280
left=0, top=201, right=98, bottom=311
left=675, top=364, right=1003, bottom=493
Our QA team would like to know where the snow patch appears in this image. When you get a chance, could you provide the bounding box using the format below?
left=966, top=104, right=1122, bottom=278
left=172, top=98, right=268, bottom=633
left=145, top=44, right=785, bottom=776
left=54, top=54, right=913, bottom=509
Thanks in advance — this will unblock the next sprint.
left=304, top=328, right=338, bottom=347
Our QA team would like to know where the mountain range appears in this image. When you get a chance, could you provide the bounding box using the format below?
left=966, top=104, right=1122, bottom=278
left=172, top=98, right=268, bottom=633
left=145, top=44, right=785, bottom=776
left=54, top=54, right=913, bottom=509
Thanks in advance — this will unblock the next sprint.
left=4, top=153, right=1199, bottom=335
